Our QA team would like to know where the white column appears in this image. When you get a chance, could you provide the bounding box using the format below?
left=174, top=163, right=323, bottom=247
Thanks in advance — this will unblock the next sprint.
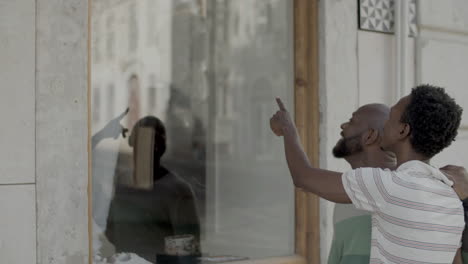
left=395, top=0, right=409, bottom=100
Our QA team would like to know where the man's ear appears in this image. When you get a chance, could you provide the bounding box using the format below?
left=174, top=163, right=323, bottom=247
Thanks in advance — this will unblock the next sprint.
left=398, top=123, right=411, bottom=139
left=363, top=129, right=379, bottom=146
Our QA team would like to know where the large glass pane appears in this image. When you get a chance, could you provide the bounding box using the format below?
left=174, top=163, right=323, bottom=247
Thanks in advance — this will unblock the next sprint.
left=91, top=1, right=294, bottom=263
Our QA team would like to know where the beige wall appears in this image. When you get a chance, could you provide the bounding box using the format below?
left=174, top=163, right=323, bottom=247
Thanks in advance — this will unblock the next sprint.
left=319, top=1, right=467, bottom=263
left=417, top=0, right=468, bottom=167
left=0, top=0, right=89, bottom=263
left=36, top=0, right=89, bottom=263
left=0, top=0, right=36, bottom=184
left=318, top=1, right=412, bottom=261
left=0, top=0, right=37, bottom=263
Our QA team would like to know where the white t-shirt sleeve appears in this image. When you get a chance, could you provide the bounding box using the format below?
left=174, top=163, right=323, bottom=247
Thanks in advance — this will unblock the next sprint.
left=342, top=167, right=389, bottom=212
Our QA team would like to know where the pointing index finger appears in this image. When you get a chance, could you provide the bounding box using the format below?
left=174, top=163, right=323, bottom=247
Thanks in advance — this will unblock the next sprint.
left=116, top=107, right=130, bottom=121
left=276, top=97, right=287, bottom=111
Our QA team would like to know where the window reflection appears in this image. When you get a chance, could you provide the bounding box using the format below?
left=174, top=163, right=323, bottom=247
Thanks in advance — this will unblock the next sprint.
left=105, top=117, right=201, bottom=262
left=92, top=1, right=294, bottom=263
left=106, top=14, right=115, bottom=60
left=127, top=75, right=141, bottom=130
left=106, top=84, right=115, bottom=121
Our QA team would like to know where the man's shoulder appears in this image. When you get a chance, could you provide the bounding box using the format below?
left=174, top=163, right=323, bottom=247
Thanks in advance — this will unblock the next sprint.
left=344, top=167, right=391, bottom=173
left=343, top=167, right=393, bottom=179
left=158, top=172, right=195, bottom=196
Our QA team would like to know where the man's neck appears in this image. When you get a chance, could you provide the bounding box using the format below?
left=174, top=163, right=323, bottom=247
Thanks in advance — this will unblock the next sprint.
left=345, top=149, right=396, bottom=170
left=390, top=143, right=430, bottom=167
left=395, top=150, right=430, bottom=167
left=345, top=154, right=365, bottom=169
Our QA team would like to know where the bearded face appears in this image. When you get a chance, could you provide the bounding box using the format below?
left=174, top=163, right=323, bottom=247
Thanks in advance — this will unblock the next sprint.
left=332, top=133, right=364, bottom=158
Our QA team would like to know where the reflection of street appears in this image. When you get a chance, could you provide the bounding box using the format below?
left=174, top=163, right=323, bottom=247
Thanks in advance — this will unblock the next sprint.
left=162, top=157, right=206, bottom=217
left=105, top=117, right=201, bottom=263
left=203, top=203, right=292, bottom=258
left=99, top=151, right=294, bottom=260
left=93, top=221, right=152, bottom=264
left=202, top=160, right=294, bottom=259
left=92, top=0, right=295, bottom=261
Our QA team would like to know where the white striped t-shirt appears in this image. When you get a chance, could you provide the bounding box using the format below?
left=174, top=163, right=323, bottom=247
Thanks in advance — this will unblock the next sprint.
left=342, top=160, right=465, bottom=264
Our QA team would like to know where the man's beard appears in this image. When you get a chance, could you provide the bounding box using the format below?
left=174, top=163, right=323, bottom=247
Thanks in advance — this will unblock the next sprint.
left=332, top=134, right=363, bottom=158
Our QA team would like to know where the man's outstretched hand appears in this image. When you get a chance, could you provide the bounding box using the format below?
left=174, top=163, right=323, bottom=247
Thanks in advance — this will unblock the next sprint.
left=270, top=98, right=296, bottom=137
left=101, top=107, right=129, bottom=139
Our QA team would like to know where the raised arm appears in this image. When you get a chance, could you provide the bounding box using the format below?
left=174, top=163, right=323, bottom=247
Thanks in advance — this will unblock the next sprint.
left=270, top=98, right=351, bottom=203
left=92, top=108, right=129, bottom=149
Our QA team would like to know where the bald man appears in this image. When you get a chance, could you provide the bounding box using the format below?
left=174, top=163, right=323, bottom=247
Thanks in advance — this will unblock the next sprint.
left=328, top=104, right=396, bottom=264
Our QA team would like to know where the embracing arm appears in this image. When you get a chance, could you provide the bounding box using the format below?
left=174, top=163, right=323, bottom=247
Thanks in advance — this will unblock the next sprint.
left=440, top=166, right=468, bottom=264
left=453, top=249, right=463, bottom=264
left=272, top=98, right=351, bottom=204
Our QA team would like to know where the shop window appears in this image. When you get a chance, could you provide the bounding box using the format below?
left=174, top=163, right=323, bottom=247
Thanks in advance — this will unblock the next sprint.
left=127, top=74, right=141, bottom=130
left=91, top=1, right=294, bottom=263
left=106, top=84, right=115, bottom=121
left=146, top=0, right=156, bottom=47
left=148, top=87, right=157, bottom=114
left=93, top=87, right=100, bottom=123
left=93, top=20, right=101, bottom=63
left=128, top=3, right=138, bottom=52
left=106, top=14, right=115, bottom=60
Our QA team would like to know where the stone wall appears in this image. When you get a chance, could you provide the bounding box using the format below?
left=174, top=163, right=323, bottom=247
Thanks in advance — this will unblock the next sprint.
left=0, top=0, right=89, bottom=263
left=318, top=1, right=467, bottom=263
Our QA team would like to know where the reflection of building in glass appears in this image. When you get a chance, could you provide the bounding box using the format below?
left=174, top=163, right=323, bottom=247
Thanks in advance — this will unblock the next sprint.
left=92, top=0, right=291, bottom=159
left=92, top=0, right=294, bottom=260
left=128, top=3, right=138, bottom=53
left=93, top=87, right=100, bottom=123
left=105, top=14, right=115, bottom=60
left=106, top=84, right=115, bottom=121
left=92, top=0, right=173, bottom=133
left=169, top=0, right=292, bottom=160
left=195, top=1, right=294, bottom=257
left=127, top=74, right=141, bottom=130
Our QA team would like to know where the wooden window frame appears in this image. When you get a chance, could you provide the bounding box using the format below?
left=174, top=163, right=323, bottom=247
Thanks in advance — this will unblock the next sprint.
left=87, top=0, right=320, bottom=263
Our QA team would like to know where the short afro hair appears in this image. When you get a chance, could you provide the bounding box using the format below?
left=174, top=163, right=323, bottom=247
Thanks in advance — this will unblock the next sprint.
left=401, top=84, right=463, bottom=158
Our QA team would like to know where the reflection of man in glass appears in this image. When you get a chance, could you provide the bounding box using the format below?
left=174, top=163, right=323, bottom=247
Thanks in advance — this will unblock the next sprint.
left=105, top=116, right=201, bottom=263
left=127, top=74, right=141, bottom=130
